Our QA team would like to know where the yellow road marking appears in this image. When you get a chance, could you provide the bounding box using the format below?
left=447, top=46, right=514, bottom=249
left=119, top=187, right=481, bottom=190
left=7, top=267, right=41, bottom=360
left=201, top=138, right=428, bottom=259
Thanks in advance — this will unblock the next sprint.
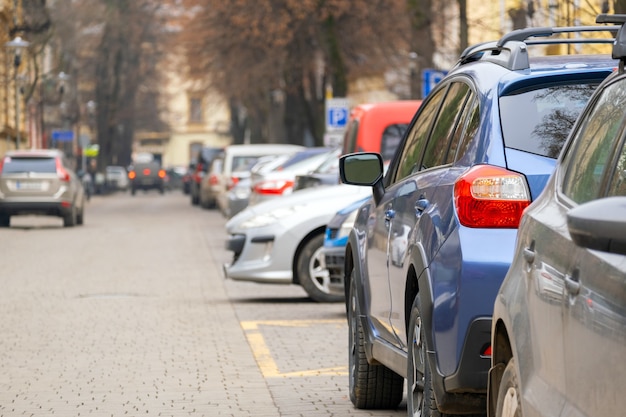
left=241, top=319, right=349, bottom=378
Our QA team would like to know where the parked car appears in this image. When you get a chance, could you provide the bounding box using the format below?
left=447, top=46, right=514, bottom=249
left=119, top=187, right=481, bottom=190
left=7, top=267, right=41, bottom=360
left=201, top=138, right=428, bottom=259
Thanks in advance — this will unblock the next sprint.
left=182, top=162, right=196, bottom=194
left=199, top=143, right=304, bottom=213
left=322, top=196, right=370, bottom=302
left=190, top=146, right=223, bottom=205
left=337, top=24, right=618, bottom=416
left=128, top=161, right=166, bottom=195
left=105, top=165, right=129, bottom=192
left=225, top=154, right=292, bottom=219
left=223, top=183, right=371, bottom=302
left=488, top=14, right=626, bottom=417
left=0, top=149, right=86, bottom=227
left=342, top=100, right=422, bottom=160
left=248, top=147, right=337, bottom=206
left=293, top=149, right=341, bottom=191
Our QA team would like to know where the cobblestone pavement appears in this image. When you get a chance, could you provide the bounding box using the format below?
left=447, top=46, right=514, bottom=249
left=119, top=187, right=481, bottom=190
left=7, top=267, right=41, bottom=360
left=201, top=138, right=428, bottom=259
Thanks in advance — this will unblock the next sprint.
left=0, top=191, right=406, bottom=417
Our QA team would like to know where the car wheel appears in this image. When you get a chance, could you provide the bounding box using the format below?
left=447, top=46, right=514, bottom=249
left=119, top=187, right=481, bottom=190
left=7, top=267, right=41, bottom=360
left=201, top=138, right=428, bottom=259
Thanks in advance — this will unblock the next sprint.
left=131, top=187, right=136, bottom=196
left=0, top=214, right=10, bottom=227
left=407, top=295, right=440, bottom=417
left=63, top=207, right=77, bottom=227
left=495, top=359, right=522, bottom=417
left=297, top=233, right=342, bottom=303
left=348, top=273, right=403, bottom=409
left=77, top=201, right=85, bottom=225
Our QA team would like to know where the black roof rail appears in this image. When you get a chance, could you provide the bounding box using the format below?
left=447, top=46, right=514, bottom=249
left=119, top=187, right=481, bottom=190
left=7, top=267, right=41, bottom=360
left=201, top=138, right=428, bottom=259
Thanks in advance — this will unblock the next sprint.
left=496, top=25, right=617, bottom=47
left=596, top=14, right=626, bottom=68
left=456, top=24, right=618, bottom=71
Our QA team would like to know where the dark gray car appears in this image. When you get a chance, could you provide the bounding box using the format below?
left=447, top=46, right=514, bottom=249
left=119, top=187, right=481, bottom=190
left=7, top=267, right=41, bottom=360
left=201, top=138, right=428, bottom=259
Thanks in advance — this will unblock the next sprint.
left=488, top=14, right=626, bottom=417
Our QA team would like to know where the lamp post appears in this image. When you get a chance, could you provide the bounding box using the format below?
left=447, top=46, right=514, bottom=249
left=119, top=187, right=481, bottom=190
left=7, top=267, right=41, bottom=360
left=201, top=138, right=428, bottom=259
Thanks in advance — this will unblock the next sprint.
left=5, top=36, right=30, bottom=150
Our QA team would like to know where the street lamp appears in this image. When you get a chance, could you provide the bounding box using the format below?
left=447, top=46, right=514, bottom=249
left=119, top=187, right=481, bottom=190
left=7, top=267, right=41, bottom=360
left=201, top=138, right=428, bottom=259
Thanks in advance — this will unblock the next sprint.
left=5, top=36, right=30, bottom=150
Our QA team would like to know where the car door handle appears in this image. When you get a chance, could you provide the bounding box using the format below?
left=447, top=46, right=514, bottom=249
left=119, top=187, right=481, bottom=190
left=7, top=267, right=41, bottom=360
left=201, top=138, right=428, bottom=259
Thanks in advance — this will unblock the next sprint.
left=565, top=269, right=581, bottom=296
left=385, top=209, right=395, bottom=228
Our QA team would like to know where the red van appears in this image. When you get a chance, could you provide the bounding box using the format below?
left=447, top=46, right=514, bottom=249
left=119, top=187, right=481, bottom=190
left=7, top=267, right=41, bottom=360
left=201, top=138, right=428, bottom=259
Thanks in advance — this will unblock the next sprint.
left=341, top=100, right=421, bottom=160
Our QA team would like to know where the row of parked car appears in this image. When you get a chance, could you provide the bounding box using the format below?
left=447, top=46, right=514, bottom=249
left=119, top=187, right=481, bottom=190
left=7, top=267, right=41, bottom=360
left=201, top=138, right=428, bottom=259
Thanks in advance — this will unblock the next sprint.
left=197, top=15, right=625, bottom=417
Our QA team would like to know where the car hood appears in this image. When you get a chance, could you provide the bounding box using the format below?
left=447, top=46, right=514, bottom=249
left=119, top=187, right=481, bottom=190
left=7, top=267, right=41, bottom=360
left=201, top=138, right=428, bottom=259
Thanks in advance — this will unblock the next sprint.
left=226, top=183, right=371, bottom=230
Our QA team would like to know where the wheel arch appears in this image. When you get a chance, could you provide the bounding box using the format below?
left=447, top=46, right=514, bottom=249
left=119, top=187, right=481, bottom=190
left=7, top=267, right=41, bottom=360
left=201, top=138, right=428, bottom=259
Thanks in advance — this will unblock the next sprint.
left=292, top=226, right=326, bottom=285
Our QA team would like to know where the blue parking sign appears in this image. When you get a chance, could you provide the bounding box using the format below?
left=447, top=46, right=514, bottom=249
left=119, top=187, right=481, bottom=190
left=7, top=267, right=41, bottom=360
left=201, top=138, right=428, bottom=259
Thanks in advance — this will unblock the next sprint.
left=326, top=98, right=350, bottom=131
left=422, top=69, right=448, bottom=98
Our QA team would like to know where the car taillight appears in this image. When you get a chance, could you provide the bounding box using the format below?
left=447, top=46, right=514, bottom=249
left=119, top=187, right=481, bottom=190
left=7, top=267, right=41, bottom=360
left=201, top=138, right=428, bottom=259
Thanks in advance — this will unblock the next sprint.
left=143, top=168, right=151, bottom=176
left=55, top=158, right=71, bottom=182
left=158, top=169, right=166, bottom=178
left=208, top=174, right=219, bottom=185
left=0, top=157, right=5, bottom=173
left=253, top=179, right=295, bottom=195
left=227, top=176, right=240, bottom=190
left=454, top=165, right=530, bottom=228
left=128, top=171, right=136, bottom=179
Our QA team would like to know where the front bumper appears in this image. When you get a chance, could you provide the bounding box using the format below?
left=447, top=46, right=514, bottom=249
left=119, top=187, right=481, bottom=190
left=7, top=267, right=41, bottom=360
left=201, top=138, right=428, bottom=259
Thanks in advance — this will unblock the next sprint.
left=223, top=229, right=294, bottom=284
left=323, top=245, right=346, bottom=294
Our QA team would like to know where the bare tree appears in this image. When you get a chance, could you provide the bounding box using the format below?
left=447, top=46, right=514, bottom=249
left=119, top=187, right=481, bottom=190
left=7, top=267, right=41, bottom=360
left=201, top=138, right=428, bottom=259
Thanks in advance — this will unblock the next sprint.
left=180, top=0, right=411, bottom=146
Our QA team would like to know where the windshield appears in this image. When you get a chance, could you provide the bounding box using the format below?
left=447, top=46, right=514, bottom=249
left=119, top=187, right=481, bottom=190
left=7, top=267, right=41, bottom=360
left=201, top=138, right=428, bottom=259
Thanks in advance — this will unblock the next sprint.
left=500, top=83, right=599, bottom=158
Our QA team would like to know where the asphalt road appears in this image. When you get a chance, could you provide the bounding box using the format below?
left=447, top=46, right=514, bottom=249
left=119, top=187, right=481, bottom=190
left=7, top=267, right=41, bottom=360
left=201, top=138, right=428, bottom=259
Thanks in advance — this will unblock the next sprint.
left=0, top=190, right=406, bottom=417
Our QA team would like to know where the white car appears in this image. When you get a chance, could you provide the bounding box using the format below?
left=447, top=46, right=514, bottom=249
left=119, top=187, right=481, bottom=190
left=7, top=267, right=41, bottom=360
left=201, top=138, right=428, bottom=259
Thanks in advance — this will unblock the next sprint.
left=223, top=183, right=370, bottom=302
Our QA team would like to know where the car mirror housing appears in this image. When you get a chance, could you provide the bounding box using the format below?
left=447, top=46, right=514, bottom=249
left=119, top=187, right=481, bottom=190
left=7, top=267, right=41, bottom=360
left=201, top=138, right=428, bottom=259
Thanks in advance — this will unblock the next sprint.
left=566, top=196, right=626, bottom=255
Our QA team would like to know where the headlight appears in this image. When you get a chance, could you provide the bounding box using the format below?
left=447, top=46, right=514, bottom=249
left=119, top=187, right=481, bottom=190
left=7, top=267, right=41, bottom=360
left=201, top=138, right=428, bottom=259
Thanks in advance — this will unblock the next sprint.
left=336, top=209, right=358, bottom=239
left=239, top=204, right=307, bottom=229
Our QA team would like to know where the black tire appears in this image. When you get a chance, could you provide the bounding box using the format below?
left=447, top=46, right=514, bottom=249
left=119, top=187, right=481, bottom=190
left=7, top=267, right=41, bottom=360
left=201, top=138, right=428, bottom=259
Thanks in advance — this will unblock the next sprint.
left=160, top=186, right=165, bottom=195
left=348, top=274, right=403, bottom=409
left=495, top=359, right=522, bottom=417
left=131, top=187, right=136, bottom=196
left=407, top=295, right=441, bottom=417
left=77, top=201, right=85, bottom=226
left=63, top=206, right=77, bottom=227
left=0, top=214, right=10, bottom=228
left=296, top=233, right=343, bottom=303
left=191, top=192, right=199, bottom=205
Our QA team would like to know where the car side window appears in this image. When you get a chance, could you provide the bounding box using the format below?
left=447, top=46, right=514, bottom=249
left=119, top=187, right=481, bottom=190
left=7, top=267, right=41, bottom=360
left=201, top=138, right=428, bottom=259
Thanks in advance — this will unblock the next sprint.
left=421, top=82, right=471, bottom=169
left=393, top=86, right=447, bottom=183
left=607, top=136, right=626, bottom=197
left=446, top=94, right=477, bottom=164
left=562, top=79, right=626, bottom=204
left=454, top=98, right=480, bottom=164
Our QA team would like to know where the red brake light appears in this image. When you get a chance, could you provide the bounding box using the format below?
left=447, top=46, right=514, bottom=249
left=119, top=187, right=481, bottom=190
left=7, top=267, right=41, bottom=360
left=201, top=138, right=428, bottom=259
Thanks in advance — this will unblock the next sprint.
left=128, top=171, right=136, bottom=179
left=454, top=165, right=530, bottom=228
left=55, top=158, right=70, bottom=182
left=158, top=169, right=166, bottom=178
left=143, top=168, right=151, bottom=176
left=227, top=176, right=241, bottom=190
left=0, top=157, right=5, bottom=173
left=208, top=174, right=219, bottom=185
left=253, top=179, right=295, bottom=195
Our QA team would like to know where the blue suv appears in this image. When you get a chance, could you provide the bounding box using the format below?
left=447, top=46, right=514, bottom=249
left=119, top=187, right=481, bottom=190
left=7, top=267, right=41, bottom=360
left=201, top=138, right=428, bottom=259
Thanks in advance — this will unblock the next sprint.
left=338, top=24, right=618, bottom=416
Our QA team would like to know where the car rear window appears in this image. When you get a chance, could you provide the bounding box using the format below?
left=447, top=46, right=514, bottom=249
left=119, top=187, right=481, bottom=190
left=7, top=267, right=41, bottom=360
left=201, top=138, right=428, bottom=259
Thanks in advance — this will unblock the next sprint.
left=2, top=157, right=57, bottom=174
left=499, top=83, right=598, bottom=158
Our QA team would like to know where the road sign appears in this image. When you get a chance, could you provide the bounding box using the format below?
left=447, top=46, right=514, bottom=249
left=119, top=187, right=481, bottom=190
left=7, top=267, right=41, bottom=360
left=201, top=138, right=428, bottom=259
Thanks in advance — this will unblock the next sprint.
left=421, top=69, right=448, bottom=98
left=51, top=129, right=74, bottom=142
left=325, top=98, right=350, bottom=131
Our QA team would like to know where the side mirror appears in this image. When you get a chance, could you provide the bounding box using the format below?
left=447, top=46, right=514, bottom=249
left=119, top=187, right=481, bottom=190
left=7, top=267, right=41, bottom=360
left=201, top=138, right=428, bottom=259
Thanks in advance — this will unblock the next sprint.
left=339, top=152, right=384, bottom=186
left=567, top=196, right=626, bottom=255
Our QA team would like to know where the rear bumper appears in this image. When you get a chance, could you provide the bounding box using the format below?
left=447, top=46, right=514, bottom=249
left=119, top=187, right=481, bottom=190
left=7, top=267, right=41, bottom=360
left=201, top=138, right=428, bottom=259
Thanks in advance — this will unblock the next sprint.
left=0, top=200, right=72, bottom=217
